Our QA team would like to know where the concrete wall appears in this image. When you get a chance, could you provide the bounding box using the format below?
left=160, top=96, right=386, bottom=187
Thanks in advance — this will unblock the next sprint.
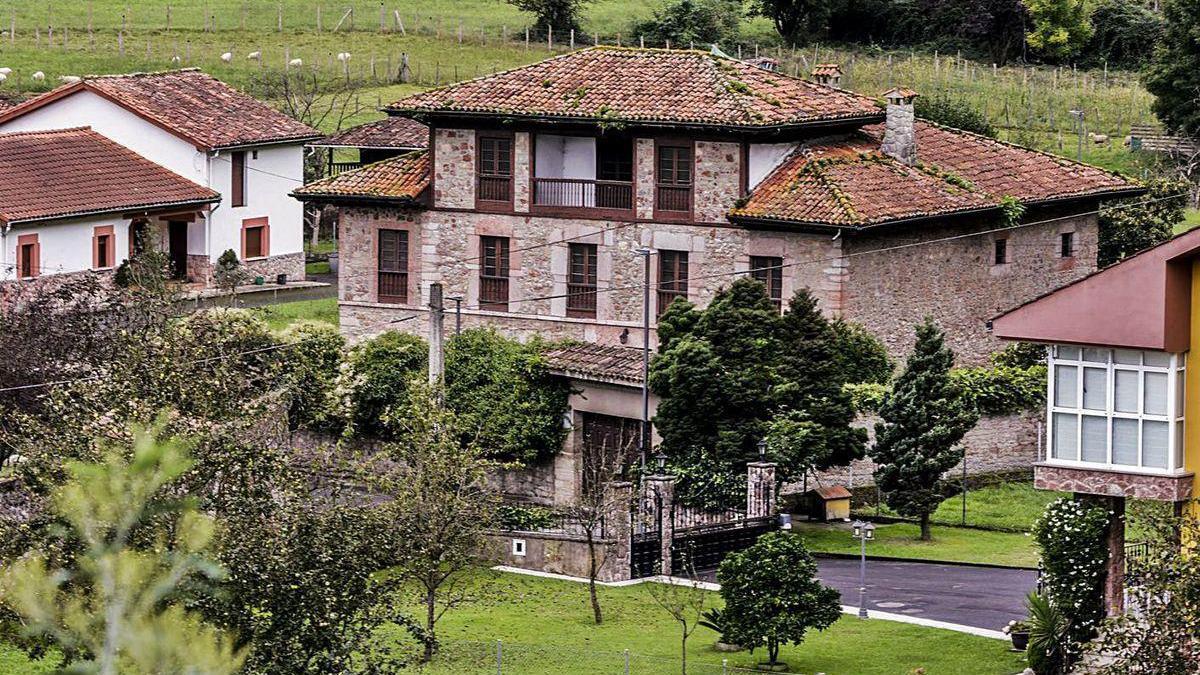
left=748, top=142, right=796, bottom=189
left=1, top=213, right=128, bottom=281
left=208, top=143, right=306, bottom=268
left=489, top=531, right=625, bottom=581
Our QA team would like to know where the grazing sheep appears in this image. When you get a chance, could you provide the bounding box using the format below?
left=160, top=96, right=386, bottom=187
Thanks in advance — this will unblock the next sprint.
left=58, top=75, right=82, bottom=84
left=0, top=67, right=11, bottom=76
left=0, top=73, right=7, bottom=84
left=247, top=51, right=261, bottom=60
left=336, top=52, right=351, bottom=62
left=220, top=52, right=233, bottom=63
left=1090, top=133, right=1110, bottom=144
left=289, top=58, right=303, bottom=67
left=170, top=55, right=181, bottom=64
left=31, top=71, right=44, bottom=82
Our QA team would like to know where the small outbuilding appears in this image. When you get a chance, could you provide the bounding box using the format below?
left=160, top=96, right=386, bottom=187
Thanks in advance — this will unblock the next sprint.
left=802, top=486, right=852, bottom=522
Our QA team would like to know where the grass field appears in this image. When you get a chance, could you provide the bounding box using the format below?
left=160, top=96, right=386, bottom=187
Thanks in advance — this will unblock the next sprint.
left=792, top=521, right=1039, bottom=568
left=864, top=482, right=1066, bottom=533
left=255, top=296, right=339, bottom=331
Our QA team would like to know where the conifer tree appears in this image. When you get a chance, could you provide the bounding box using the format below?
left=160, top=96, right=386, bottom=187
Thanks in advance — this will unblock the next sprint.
left=870, top=319, right=978, bottom=541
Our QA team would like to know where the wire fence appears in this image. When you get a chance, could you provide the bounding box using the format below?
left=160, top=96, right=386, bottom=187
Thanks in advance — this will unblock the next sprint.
left=412, top=639, right=767, bottom=674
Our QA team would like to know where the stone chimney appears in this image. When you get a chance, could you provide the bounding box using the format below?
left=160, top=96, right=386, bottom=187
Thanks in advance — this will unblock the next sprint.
left=880, top=87, right=919, bottom=166
left=811, top=63, right=842, bottom=88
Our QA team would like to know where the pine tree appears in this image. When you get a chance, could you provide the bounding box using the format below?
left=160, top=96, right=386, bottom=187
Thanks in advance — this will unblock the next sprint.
left=870, top=319, right=978, bottom=541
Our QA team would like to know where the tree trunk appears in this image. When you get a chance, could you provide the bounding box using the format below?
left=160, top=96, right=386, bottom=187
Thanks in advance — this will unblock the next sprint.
left=423, top=584, right=437, bottom=661
left=587, top=533, right=602, bottom=624
left=768, top=638, right=779, bottom=666
left=920, top=512, right=932, bottom=541
left=680, top=627, right=688, bottom=675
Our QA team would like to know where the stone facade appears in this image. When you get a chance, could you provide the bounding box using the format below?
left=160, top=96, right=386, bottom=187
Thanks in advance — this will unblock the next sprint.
left=1034, top=463, right=1194, bottom=502
left=242, top=251, right=306, bottom=283
left=694, top=141, right=742, bottom=223
left=432, top=128, right=475, bottom=209
left=880, top=102, right=917, bottom=165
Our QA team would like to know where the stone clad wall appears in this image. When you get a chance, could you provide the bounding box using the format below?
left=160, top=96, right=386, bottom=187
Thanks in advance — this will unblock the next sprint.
left=694, top=141, right=742, bottom=223
left=432, top=128, right=475, bottom=209
left=841, top=206, right=1099, bottom=365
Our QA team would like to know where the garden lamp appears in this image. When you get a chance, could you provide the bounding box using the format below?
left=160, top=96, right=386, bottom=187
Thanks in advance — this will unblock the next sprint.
left=654, top=452, right=667, bottom=474
left=757, top=438, right=767, bottom=460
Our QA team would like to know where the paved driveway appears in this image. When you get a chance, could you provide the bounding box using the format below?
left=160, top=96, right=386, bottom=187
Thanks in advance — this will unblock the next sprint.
left=814, top=557, right=1037, bottom=631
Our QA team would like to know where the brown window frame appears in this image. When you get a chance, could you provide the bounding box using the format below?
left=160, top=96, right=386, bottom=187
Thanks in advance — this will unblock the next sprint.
left=378, top=228, right=410, bottom=304
left=16, top=233, right=38, bottom=280
left=231, top=150, right=247, bottom=207
left=477, top=134, right=514, bottom=209
left=479, top=235, right=510, bottom=311
left=1060, top=232, right=1075, bottom=258
left=749, top=256, right=784, bottom=311
left=241, top=217, right=269, bottom=260
left=994, top=238, right=1008, bottom=265
left=654, top=140, right=693, bottom=220
left=93, top=225, right=116, bottom=270
left=657, top=249, right=688, bottom=317
left=567, top=242, right=598, bottom=318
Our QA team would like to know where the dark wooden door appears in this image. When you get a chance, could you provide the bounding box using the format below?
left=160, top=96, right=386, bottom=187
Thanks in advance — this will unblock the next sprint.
left=167, top=221, right=188, bottom=279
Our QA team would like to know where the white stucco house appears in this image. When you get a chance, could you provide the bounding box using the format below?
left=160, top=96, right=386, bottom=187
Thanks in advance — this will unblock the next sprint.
left=0, top=69, right=321, bottom=285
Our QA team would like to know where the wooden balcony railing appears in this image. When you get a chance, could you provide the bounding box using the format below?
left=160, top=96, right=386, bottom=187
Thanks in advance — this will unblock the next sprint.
left=657, top=289, right=687, bottom=316
left=656, top=185, right=692, bottom=213
left=378, top=271, right=408, bottom=303
left=566, top=283, right=598, bottom=318
left=478, top=175, right=512, bottom=202
left=533, top=178, right=634, bottom=211
left=480, top=275, right=509, bottom=311
left=329, top=161, right=362, bottom=177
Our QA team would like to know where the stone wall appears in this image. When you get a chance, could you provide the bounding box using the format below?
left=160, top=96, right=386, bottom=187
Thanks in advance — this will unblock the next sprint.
left=487, top=531, right=626, bottom=581
left=432, top=128, right=475, bottom=209
left=243, top=252, right=306, bottom=283
left=841, top=205, right=1099, bottom=365
left=694, top=141, right=742, bottom=223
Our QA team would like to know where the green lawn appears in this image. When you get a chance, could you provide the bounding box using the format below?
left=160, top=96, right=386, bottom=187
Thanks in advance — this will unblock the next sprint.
left=256, top=297, right=339, bottom=331
left=305, top=260, right=332, bottom=275
left=1177, top=209, right=1200, bottom=234
left=792, top=521, right=1039, bottom=569
left=864, top=481, right=1066, bottom=533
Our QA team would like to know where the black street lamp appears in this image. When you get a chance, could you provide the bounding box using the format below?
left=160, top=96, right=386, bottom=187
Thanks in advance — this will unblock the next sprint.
left=851, top=520, right=876, bottom=619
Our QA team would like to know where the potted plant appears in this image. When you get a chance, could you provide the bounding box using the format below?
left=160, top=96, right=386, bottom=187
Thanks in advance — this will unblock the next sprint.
left=1003, top=619, right=1031, bottom=651
left=699, top=608, right=743, bottom=652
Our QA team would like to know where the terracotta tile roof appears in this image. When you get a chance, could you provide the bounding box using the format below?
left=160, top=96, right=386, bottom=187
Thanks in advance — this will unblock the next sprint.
left=732, top=122, right=1137, bottom=228
left=0, top=69, right=322, bottom=151
left=310, top=116, right=428, bottom=150
left=730, top=136, right=996, bottom=227
left=543, top=342, right=647, bottom=384
left=812, top=64, right=842, bottom=77
left=385, top=47, right=881, bottom=129
left=0, top=127, right=220, bottom=225
left=863, top=121, right=1135, bottom=204
left=292, top=151, right=430, bottom=203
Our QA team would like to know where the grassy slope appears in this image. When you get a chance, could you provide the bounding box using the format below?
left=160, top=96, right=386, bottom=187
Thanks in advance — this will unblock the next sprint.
left=792, top=521, right=1039, bottom=568
left=865, top=482, right=1067, bottom=532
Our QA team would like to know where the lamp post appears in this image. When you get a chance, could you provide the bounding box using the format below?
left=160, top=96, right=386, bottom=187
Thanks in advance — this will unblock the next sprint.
left=851, top=520, right=876, bottom=619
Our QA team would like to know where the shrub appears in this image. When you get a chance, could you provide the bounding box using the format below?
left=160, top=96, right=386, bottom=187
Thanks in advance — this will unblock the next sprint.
left=843, top=381, right=889, bottom=413
left=631, top=0, right=741, bottom=47
left=508, top=0, right=591, bottom=32
left=280, top=322, right=346, bottom=432
left=952, top=363, right=1047, bottom=416
left=337, top=331, right=427, bottom=439
left=1032, top=498, right=1110, bottom=665
left=828, top=318, right=893, bottom=384
left=214, top=249, right=248, bottom=295
left=915, top=93, right=997, bottom=138
left=1099, top=178, right=1188, bottom=268
left=496, top=504, right=558, bottom=531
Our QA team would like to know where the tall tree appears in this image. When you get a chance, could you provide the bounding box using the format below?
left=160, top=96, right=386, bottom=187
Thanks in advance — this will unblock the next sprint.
left=750, top=0, right=831, bottom=43
left=870, top=319, right=978, bottom=541
left=0, top=424, right=245, bottom=674
left=1145, top=0, right=1200, bottom=137
left=1025, top=0, right=1093, bottom=62
left=508, top=0, right=592, bottom=32
left=1098, top=178, right=1188, bottom=267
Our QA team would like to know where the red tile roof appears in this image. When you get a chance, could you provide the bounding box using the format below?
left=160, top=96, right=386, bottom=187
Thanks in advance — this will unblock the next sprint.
left=543, top=342, right=647, bottom=384
left=0, top=69, right=322, bottom=151
left=291, top=151, right=430, bottom=204
left=386, top=47, right=882, bottom=129
left=0, top=127, right=220, bottom=225
left=310, top=116, right=429, bottom=150
left=732, top=122, right=1137, bottom=228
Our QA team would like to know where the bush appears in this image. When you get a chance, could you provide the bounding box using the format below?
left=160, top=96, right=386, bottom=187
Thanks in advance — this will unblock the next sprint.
left=338, top=331, right=427, bottom=439
left=1084, top=0, right=1163, bottom=69
left=444, top=329, right=569, bottom=464
left=281, top=322, right=345, bottom=432
left=915, top=92, right=997, bottom=138
left=1032, top=498, right=1110, bottom=665
left=828, top=318, right=893, bottom=384
left=952, top=363, right=1047, bottom=416
left=496, top=504, right=558, bottom=531
left=843, top=382, right=889, bottom=414
left=1099, top=178, right=1188, bottom=268
left=508, top=0, right=590, bottom=32
left=631, top=0, right=741, bottom=47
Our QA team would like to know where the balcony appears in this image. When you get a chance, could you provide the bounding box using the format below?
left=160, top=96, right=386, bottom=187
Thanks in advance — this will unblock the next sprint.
left=478, top=175, right=512, bottom=203
left=378, top=270, right=408, bottom=304
left=533, top=178, right=634, bottom=213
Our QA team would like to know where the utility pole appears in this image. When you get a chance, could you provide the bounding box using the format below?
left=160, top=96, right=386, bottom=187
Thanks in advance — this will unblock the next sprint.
left=637, top=248, right=653, bottom=473
left=428, top=282, right=444, bottom=385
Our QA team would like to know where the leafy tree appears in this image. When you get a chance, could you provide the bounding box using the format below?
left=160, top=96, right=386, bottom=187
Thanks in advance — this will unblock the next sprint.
left=336, top=330, right=428, bottom=439
left=508, top=0, right=592, bottom=32
left=1084, top=0, right=1164, bottom=69
left=1025, top=0, right=1093, bottom=62
left=280, top=321, right=346, bottom=432
left=870, top=319, right=978, bottom=541
left=1099, top=178, right=1188, bottom=267
left=1145, top=0, right=1200, bottom=137
left=716, top=532, right=841, bottom=668
left=915, top=93, right=998, bottom=138
left=0, top=424, right=245, bottom=674
left=644, top=562, right=709, bottom=675
left=444, top=328, right=569, bottom=464
left=750, top=0, right=830, bottom=44
left=631, top=0, right=742, bottom=47
left=365, top=384, right=496, bottom=661
left=1032, top=498, right=1110, bottom=667
left=828, top=318, right=893, bottom=385
left=213, top=248, right=248, bottom=301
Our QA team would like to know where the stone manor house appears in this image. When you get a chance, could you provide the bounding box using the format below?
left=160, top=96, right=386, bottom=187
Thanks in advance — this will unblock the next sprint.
left=294, top=47, right=1137, bottom=506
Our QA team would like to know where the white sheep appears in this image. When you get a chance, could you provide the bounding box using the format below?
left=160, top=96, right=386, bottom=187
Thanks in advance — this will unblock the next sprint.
left=247, top=51, right=261, bottom=61
left=336, top=52, right=351, bottom=62
left=0, top=73, right=7, bottom=84
left=0, top=67, right=11, bottom=76
left=31, top=71, right=44, bottom=82
left=220, top=52, right=233, bottom=63
left=58, top=75, right=81, bottom=84
left=170, top=55, right=181, bottom=64
left=288, top=58, right=303, bottom=68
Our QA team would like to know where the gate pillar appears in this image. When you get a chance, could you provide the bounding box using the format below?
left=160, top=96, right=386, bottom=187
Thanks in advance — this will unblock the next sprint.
left=646, top=473, right=675, bottom=576
left=747, top=462, right=777, bottom=519
left=609, top=481, right=634, bottom=581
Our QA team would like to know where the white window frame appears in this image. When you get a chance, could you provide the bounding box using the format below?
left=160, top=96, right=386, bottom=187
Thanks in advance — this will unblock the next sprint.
left=1046, top=345, right=1186, bottom=475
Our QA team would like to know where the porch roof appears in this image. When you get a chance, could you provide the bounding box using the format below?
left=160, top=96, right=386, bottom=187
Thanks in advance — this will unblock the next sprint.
left=544, top=342, right=648, bottom=386
left=309, top=116, right=429, bottom=150
left=291, top=151, right=430, bottom=205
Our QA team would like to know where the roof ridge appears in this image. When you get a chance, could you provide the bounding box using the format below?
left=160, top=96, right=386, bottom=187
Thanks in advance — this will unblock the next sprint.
left=83, top=67, right=203, bottom=80
left=0, top=125, right=96, bottom=140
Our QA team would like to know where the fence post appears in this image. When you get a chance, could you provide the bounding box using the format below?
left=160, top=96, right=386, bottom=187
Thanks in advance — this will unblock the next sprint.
left=746, top=461, right=777, bottom=519
left=624, top=649, right=630, bottom=674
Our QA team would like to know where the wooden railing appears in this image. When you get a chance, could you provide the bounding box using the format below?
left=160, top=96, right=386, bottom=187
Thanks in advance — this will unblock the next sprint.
left=656, top=185, right=692, bottom=213
left=566, top=283, right=597, bottom=318
left=479, top=275, right=509, bottom=311
left=533, top=178, right=633, bottom=210
left=478, top=175, right=512, bottom=202
left=378, top=271, right=408, bottom=303
left=329, top=161, right=361, bottom=176
left=657, top=289, right=686, bottom=316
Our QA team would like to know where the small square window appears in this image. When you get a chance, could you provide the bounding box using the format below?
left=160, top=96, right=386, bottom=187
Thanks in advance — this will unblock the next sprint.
left=511, top=539, right=526, bottom=557
left=1060, top=232, right=1075, bottom=258
left=994, top=239, right=1008, bottom=265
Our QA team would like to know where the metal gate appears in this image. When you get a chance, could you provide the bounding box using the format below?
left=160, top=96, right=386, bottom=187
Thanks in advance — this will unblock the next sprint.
left=630, top=491, right=662, bottom=578
left=670, top=516, right=776, bottom=575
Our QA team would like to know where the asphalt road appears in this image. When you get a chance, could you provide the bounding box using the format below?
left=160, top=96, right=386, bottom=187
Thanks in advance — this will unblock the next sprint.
left=813, top=557, right=1038, bottom=631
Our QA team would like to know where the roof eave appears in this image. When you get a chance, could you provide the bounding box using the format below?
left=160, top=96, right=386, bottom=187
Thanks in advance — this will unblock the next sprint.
left=305, top=142, right=427, bottom=151
left=210, top=134, right=325, bottom=152
left=4, top=196, right=220, bottom=227
left=290, top=192, right=425, bottom=208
